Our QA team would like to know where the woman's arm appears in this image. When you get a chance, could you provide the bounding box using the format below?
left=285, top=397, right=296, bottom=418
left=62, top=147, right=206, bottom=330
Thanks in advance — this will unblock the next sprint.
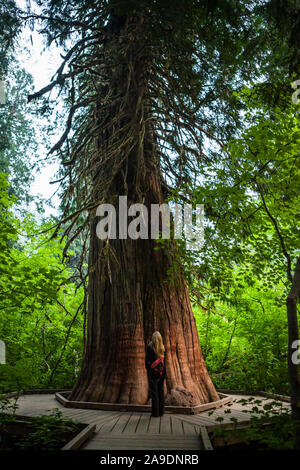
left=145, top=345, right=153, bottom=372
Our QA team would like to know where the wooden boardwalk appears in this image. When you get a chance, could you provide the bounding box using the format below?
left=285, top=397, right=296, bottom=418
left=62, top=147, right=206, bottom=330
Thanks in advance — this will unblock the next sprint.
left=8, top=393, right=291, bottom=450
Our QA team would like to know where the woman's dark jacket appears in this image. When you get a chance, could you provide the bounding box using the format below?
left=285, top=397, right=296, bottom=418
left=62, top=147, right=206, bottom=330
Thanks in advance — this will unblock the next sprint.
left=145, top=344, right=166, bottom=380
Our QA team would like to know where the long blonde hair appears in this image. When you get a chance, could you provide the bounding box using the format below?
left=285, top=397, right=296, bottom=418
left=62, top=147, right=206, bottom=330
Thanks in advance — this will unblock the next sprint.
left=151, top=331, right=165, bottom=357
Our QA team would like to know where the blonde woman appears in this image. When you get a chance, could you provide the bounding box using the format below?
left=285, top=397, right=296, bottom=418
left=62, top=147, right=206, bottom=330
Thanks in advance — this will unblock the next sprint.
left=145, top=331, right=166, bottom=417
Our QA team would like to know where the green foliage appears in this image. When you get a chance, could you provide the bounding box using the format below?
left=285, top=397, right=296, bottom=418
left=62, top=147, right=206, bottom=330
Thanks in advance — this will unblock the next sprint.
left=0, top=392, right=19, bottom=419
left=183, top=84, right=300, bottom=395
left=0, top=1, right=20, bottom=74
left=0, top=56, right=50, bottom=206
left=265, top=0, right=300, bottom=75
left=0, top=174, right=84, bottom=392
left=15, top=409, right=79, bottom=451
left=194, top=280, right=289, bottom=393
left=0, top=392, right=19, bottom=450
left=174, top=83, right=300, bottom=292
left=0, top=403, right=80, bottom=451
left=210, top=397, right=293, bottom=450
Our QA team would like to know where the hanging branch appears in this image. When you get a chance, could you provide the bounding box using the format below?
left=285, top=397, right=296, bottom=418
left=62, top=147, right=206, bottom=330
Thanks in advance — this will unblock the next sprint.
left=24, top=5, right=250, bottom=276
left=254, top=177, right=293, bottom=283
left=47, top=297, right=86, bottom=386
left=28, top=72, right=75, bottom=102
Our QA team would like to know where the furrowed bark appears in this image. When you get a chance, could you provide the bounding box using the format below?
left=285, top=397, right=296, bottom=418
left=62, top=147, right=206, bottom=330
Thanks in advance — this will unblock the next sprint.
left=70, top=166, right=219, bottom=406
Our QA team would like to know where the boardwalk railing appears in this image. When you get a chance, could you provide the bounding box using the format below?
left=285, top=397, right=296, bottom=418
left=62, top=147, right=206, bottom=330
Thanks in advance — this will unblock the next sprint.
left=55, top=391, right=232, bottom=415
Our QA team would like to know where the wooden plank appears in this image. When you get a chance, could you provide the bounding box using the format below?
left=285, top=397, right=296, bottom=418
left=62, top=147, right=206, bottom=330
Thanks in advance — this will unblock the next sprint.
left=98, top=414, right=122, bottom=433
left=194, top=424, right=201, bottom=435
left=257, top=391, right=291, bottom=403
left=206, top=419, right=253, bottom=433
left=93, top=413, right=124, bottom=431
left=110, top=412, right=132, bottom=434
left=3, top=391, right=20, bottom=398
left=175, top=413, right=217, bottom=427
left=171, top=416, right=184, bottom=434
left=61, top=424, right=96, bottom=450
left=218, top=389, right=291, bottom=404
left=68, top=410, right=108, bottom=420
left=135, top=413, right=150, bottom=434
left=147, top=415, right=161, bottom=434
left=200, top=426, right=213, bottom=450
left=80, top=410, right=120, bottom=422
left=55, top=393, right=70, bottom=408
left=82, top=434, right=200, bottom=450
left=204, top=410, right=236, bottom=426
left=56, top=393, right=151, bottom=412
left=159, top=414, right=172, bottom=434
left=181, top=420, right=198, bottom=435
left=217, top=389, right=257, bottom=395
left=14, top=410, right=46, bottom=417
left=60, top=409, right=93, bottom=419
left=216, top=406, right=253, bottom=421
left=191, top=395, right=232, bottom=413
left=91, top=433, right=173, bottom=441
left=187, top=414, right=217, bottom=426
left=23, top=389, right=72, bottom=395
left=122, top=412, right=142, bottom=434
left=69, top=411, right=122, bottom=428
left=63, top=413, right=98, bottom=424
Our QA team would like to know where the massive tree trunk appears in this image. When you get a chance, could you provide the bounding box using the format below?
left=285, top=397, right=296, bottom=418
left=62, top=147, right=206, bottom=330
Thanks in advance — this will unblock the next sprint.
left=70, top=164, right=219, bottom=406
left=70, top=11, right=218, bottom=407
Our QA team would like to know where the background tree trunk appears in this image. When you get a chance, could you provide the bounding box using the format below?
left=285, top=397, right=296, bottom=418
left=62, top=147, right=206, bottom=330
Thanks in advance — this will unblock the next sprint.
left=286, top=256, right=300, bottom=450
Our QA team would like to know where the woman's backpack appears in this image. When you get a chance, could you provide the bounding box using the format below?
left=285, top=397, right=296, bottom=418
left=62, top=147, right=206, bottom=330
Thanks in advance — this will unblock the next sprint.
left=151, top=356, right=164, bottom=376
